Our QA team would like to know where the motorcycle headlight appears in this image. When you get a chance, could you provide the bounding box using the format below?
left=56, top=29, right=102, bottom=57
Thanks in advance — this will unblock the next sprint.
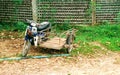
left=27, top=26, right=37, bottom=37
left=32, top=27, right=37, bottom=35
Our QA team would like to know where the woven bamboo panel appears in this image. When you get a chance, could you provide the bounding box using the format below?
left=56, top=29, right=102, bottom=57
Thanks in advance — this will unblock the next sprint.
left=0, top=0, right=32, bottom=22
left=37, top=0, right=91, bottom=24
left=96, top=0, right=120, bottom=23
left=1, top=0, right=120, bottom=24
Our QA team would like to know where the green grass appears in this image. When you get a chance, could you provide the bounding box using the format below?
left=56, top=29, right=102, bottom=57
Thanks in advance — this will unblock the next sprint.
left=71, top=24, right=120, bottom=56
left=0, top=22, right=27, bottom=32
left=0, top=22, right=27, bottom=39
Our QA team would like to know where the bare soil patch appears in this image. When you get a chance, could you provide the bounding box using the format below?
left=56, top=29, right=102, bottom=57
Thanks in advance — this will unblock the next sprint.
left=0, top=39, right=120, bottom=75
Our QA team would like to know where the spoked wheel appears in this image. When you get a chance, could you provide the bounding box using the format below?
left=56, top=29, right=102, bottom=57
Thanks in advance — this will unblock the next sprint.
left=66, top=31, right=75, bottom=53
left=22, top=40, right=31, bottom=57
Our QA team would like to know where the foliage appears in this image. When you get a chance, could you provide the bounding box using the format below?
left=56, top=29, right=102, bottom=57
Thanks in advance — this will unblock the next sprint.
left=115, top=12, right=120, bottom=23
left=101, top=20, right=111, bottom=25
left=74, top=24, right=120, bottom=53
left=85, top=1, right=97, bottom=24
left=38, top=0, right=81, bottom=2
left=0, top=22, right=27, bottom=39
left=8, top=0, right=23, bottom=22
left=52, top=23, right=72, bottom=32
left=0, top=22, right=27, bottom=32
left=13, top=0, right=23, bottom=5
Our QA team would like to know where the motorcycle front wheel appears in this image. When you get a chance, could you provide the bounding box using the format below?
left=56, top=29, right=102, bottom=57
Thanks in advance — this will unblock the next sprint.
left=22, top=40, right=31, bottom=57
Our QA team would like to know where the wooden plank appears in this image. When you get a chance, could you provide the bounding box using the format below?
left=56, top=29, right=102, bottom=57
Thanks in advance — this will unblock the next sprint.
left=40, top=37, right=66, bottom=50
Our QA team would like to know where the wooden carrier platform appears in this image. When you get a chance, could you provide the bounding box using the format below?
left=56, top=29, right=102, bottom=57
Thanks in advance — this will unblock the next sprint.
left=40, top=37, right=66, bottom=50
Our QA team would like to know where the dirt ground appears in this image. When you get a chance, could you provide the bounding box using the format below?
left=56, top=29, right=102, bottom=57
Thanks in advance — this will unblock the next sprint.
left=0, top=39, right=120, bottom=75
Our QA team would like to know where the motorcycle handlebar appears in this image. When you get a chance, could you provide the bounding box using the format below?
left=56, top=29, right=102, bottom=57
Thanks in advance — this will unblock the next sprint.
left=25, top=19, right=40, bottom=25
left=26, top=19, right=35, bottom=23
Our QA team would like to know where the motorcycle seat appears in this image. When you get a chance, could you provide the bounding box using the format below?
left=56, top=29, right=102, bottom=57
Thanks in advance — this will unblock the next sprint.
left=37, top=22, right=51, bottom=31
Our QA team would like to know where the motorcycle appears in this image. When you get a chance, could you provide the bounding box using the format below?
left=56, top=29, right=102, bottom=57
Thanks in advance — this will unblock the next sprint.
left=22, top=19, right=51, bottom=57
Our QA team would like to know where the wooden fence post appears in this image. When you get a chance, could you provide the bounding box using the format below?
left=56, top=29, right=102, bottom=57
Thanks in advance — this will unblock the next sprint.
left=91, top=0, right=96, bottom=25
left=32, top=0, right=38, bottom=22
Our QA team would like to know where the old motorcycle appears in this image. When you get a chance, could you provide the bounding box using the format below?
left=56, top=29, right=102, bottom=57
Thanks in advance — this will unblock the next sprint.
left=22, top=19, right=51, bottom=57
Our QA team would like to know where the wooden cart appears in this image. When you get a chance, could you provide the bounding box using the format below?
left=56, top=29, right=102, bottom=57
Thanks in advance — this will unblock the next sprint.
left=40, top=30, right=75, bottom=53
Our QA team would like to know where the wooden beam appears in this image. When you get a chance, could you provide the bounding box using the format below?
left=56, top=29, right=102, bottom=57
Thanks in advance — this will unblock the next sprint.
left=32, top=0, right=38, bottom=22
left=91, top=0, right=96, bottom=25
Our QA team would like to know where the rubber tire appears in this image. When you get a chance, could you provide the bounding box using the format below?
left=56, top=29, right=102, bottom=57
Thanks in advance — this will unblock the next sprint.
left=22, top=40, right=31, bottom=57
left=66, top=33, right=74, bottom=53
left=67, top=44, right=73, bottom=53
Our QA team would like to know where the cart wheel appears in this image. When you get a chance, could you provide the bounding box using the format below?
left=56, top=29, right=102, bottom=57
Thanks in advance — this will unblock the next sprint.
left=66, top=32, right=75, bottom=53
left=22, top=40, right=31, bottom=57
left=67, top=44, right=73, bottom=53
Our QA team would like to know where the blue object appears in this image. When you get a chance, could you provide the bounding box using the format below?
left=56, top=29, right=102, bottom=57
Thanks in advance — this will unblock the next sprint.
left=0, top=54, right=70, bottom=61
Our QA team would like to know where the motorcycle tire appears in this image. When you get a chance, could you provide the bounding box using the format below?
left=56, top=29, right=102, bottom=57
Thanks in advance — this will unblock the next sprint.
left=22, top=40, right=31, bottom=57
